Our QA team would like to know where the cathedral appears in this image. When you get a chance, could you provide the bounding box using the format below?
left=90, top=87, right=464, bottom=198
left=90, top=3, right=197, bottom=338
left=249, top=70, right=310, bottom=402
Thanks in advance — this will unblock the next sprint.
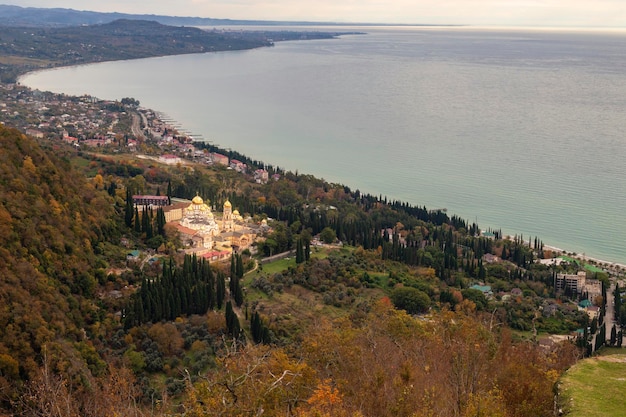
left=167, top=195, right=258, bottom=257
left=180, top=195, right=220, bottom=248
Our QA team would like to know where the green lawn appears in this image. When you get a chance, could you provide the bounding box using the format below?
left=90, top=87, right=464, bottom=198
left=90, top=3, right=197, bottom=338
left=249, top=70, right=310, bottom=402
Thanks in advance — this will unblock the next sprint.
left=559, top=354, right=626, bottom=416
left=259, top=258, right=296, bottom=275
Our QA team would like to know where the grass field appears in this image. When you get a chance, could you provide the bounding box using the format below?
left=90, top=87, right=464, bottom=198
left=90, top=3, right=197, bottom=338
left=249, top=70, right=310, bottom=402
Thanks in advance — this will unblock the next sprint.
left=559, top=353, right=626, bottom=416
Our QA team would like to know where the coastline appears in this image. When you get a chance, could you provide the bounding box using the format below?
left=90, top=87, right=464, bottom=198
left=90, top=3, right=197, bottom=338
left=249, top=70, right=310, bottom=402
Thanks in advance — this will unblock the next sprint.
left=12, top=28, right=626, bottom=270
left=540, top=243, right=626, bottom=275
left=5, top=74, right=625, bottom=276
left=143, top=107, right=626, bottom=277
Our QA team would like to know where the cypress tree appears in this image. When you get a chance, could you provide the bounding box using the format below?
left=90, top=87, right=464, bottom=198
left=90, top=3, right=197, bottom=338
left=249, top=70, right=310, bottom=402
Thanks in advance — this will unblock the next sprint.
left=296, top=238, right=303, bottom=264
left=230, top=256, right=236, bottom=292
left=125, top=188, right=134, bottom=227
left=225, top=301, right=240, bottom=337
left=156, top=207, right=166, bottom=236
left=216, top=272, right=226, bottom=310
left=251, top=311, right=260, bottom=343
left=236, top=254, right=244, bottom=278
left=134, top=206, right=141, bottom=233
left=611, top=324, right=617, bottom=346
left=305, top=239, right=311, bottom=261
left=233, top=276, right=244, bottom=307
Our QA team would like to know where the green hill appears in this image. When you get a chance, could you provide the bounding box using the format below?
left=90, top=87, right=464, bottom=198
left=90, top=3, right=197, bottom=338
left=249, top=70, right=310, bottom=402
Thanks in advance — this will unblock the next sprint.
left=558, top=352, right=626, bottom=416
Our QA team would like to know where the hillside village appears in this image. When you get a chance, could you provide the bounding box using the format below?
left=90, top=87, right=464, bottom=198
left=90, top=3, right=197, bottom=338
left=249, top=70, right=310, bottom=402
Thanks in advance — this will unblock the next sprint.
left=3, top=84, right=265, bottom=173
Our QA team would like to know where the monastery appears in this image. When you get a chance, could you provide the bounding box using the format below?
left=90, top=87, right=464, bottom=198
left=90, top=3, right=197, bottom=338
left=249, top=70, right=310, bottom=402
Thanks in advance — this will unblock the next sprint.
left=163, top=195, right=257, bottom=260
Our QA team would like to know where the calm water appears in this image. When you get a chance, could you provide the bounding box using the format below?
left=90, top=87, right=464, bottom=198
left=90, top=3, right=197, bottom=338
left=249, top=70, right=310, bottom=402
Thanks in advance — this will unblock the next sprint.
left=21, top=27, right=626, bottom=264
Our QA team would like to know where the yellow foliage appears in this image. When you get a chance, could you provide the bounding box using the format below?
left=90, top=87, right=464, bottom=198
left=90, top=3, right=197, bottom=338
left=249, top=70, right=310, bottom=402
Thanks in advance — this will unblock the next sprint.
left=462, top=389, right=507, bottom=417
left=22, top=155, right=37, bottom=175
left=306, top=379, right=342, bottom=407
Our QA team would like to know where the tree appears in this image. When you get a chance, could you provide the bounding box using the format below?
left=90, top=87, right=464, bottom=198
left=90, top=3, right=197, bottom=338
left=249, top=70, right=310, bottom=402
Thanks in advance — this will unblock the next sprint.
left=610, top=324, right=617, bottom=346
left=461, top=288, right=488, bottom=310
left=319, top=227, right=336, bottom=244
left=216, top=272, right=226, bottom=310
left=225, top=301, right=241, bottom=338
left=390, top=287, right=431, bottom=314
left=305, top=239, right=311, bottom=261
left=125, top=188, right=134, bottom=227
left=295, top=238, right=304, bottom=264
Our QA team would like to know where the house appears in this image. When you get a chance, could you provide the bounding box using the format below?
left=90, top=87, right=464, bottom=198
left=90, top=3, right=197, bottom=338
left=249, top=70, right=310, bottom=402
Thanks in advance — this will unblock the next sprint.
left=481, top=231, right=496, bottom=239
left=254, top=169, right=269, bottom=184
left=482, top=253, right=499, bottom=264
left=202, top=250, right=231, bottom=262
left=510, top=288, right=523, bottom=297
left=586, top=306, right=600, bottom=320
left=470, top=284, right=493, bottom=298
left=211, top=152, right=229, bottom=166
left=542, top=304, right=559, bottom=317
left=126, top=250, right=140, bottom=261
left=159, top=154, right=182, bottom=165
left=25, top=128, right=44, bottom=138
left=229, top=159, right=247, bottom=173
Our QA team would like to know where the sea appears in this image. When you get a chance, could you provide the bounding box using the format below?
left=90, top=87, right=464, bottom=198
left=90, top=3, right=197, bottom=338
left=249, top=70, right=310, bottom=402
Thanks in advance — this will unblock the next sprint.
left=20, top=26, right=626, bottom=266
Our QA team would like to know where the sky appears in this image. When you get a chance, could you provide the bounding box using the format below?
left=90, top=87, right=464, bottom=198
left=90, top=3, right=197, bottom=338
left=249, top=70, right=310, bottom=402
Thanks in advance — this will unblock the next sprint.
left=3, top=0, right=626, bottom=27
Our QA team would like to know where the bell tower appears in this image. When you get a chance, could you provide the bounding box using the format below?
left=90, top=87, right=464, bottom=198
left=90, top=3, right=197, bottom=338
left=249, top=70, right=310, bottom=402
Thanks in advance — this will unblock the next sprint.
left=222, top=200, right=233, bottom=231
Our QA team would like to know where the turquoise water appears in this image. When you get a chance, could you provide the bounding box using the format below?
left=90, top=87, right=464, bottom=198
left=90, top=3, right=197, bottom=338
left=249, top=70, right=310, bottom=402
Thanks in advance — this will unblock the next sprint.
left=21, top=27, right=626, bottom=264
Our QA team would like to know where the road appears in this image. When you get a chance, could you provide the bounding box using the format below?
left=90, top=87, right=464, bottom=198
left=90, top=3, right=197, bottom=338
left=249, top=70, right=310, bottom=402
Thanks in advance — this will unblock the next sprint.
left=131, top=112, right=146, bottom=140
left=605, top=282, right=622, bottom=346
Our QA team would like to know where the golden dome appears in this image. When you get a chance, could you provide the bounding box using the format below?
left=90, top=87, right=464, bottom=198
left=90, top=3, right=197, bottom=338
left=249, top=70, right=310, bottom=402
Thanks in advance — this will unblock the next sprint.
left=192, top=195, right=204, bottom=205
left=224, top=200, right=232, bottom=208
left=233, top=209, right=240, bottom=216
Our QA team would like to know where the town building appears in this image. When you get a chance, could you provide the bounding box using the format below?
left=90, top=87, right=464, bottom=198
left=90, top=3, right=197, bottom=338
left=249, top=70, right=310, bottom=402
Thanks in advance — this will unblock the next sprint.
left=555, top=271, right=602, bottom=303
left=211, top=152, right=229, bottom=166
left=133, top=195, right=169, bottom=207
left=159, top=154, right=182, bottom=165
left=555, top=271, right=587, bottom=293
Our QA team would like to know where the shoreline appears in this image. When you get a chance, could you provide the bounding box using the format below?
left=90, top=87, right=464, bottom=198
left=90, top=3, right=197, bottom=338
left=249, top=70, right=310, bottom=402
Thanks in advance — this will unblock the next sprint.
left=540, top=243, right=626, bottom=275
left=6, top=78, right=625, bottom=275
left=11, top=31, right=626, bottom=271
left=139, top=108, right=626, bottom=277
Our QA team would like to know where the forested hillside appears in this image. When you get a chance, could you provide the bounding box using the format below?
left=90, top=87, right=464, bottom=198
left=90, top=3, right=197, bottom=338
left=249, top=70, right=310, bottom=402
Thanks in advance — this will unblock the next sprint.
left=0, top=125, right=124, bottom=409
left=0, top=19, right=347, bottom=83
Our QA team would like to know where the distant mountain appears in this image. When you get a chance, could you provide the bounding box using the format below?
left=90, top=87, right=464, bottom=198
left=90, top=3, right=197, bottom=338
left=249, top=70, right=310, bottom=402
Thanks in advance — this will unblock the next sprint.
left=0, top=4, right=340, bottom=27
